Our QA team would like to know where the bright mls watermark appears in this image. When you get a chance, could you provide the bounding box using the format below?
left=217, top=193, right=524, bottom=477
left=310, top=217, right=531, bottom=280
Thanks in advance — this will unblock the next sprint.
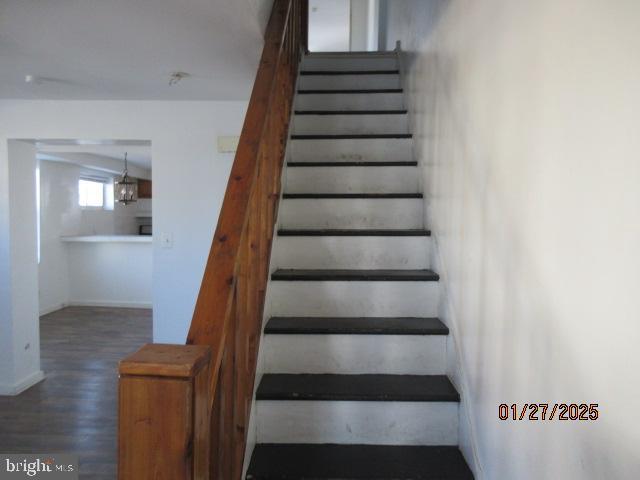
left=0, top=455, right=77, bottom=479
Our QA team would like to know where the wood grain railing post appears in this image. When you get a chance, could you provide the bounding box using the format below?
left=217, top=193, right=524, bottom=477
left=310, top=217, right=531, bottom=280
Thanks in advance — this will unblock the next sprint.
left=301, top=0, right=309, bottom=53
left=118, top=344, right=211, bottom=480
left=118, top=1, right=307, bottom=478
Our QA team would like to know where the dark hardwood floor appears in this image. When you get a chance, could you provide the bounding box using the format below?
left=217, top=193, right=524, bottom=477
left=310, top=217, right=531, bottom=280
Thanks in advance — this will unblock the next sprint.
left=0, top=306, right=152, bottom=479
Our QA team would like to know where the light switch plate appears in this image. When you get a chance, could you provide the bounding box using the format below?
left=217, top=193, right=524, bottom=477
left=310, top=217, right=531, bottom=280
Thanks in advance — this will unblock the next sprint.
left=217, top=136, right=240, bottom=153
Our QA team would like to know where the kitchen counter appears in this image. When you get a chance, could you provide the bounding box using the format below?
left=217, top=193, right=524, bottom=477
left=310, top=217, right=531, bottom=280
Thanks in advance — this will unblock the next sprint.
left=61, top=234, right=152, bottom=308
left=61, top=235, right=152, bottom=243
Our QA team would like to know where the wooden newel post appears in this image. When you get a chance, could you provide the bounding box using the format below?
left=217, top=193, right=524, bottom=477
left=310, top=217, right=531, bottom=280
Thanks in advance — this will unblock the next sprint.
left=118, top=344, right=212, bottom=480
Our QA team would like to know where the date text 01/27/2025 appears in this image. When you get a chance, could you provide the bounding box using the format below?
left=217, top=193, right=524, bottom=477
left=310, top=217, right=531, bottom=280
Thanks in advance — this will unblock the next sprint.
left=498, top=403, right=599, bottom=421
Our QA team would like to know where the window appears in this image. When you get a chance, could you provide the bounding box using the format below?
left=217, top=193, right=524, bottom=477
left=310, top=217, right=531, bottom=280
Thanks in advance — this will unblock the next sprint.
left=79, top=178, right=110, bottom=208
left=78, top=177, right=115, bottom=210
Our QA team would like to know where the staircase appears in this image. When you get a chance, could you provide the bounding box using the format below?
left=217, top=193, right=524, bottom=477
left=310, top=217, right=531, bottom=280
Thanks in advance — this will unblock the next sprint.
left=246, top=52, right=473, bottom=479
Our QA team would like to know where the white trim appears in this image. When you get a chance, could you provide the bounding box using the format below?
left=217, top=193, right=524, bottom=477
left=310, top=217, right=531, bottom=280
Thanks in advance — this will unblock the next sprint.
left=41, top=301, right=152, bottom=315
left=395, top=45, right=484, bottom=478
left=39, top=302, right=68, bottom=316
left=67, top=300, right=152, bottom=309
left=304, top=51, right=396, bottom=58
left=61, top=235, right=152, bottom=243
left=430, top=221, right=485, bottom=480
left=0, top=370, right=45, bottom=396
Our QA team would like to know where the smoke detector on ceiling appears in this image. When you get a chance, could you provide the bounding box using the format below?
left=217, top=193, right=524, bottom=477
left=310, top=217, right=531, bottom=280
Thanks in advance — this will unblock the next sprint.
left=168, top=71, right=191, bottom=86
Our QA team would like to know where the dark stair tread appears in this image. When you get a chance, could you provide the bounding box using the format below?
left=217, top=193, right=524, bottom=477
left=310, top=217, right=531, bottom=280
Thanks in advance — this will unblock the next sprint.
left=298, top=89, right=403, bottom=94
left=271, top=269, right=439, bottom=281
left=304, top=51, right=397, bottom=56
left=277, top=228, right=430, bottom=236
left=300, top=70, right=400, bottom=76
left=282, top=193, right=422, bottom=199
left=246, top=444, right=474, bottom=480
left=287, top=161, right=417, bottom=167
left=265, top=317, right=449, bottom=335
left=292, top=134, right=412, bottom=139
left=256, top=374, right=460, bottom=402
left=295, top=110, right=408, bottom=115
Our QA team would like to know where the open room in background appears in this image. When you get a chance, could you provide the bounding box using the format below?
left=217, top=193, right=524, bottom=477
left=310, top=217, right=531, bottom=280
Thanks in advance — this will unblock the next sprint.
left=36, top=140, right=153, bottom=316
left=0, top=137, right=153, bottom=394
left=308, top=0, right=381, bottom=52
left=0, top=138, right=155, bottom=476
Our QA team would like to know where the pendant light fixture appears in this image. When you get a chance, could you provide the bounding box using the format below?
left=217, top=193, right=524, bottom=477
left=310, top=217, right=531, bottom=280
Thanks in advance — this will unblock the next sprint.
left=115, top=152, right=138, bottom=205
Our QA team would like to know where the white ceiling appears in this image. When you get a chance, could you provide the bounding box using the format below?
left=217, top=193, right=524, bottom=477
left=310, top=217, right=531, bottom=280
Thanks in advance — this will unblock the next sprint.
left=0, top=0, right=273, bottom=100
left=35, top=139, right=152, bottom=178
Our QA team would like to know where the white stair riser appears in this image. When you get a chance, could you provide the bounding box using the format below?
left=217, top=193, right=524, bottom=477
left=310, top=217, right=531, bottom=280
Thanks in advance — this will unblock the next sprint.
left=299, top=74, right=400, bottom=90
left=263, top=335, right=446, bottom=374
left=291, top=138, right=412, bottom=163
left=296, top=93, right=404, bottom=111
left=256, top=400, right=458, bottom=445
left=269, top=281, right=439, bottom=317
left=302, top=56, right=397, bottom=71
left=293, top=114, right=409, bottom=135
left=279, top=198, right=424, bottom=229
left=285, top=166, right=419, bottom=194
left=273, top=236, right=430, bottom=269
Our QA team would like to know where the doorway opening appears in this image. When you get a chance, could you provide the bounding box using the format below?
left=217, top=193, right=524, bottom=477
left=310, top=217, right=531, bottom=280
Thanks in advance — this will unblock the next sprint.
left=308, top=0, right=384, bottom=52
left=35, top=139, right=153, bottom=317
left=1, top=138, right=154, bottom=477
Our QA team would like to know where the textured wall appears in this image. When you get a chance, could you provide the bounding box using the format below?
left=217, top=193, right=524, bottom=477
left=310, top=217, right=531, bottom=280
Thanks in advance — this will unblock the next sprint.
left=385, top=1, right=640, bottom=478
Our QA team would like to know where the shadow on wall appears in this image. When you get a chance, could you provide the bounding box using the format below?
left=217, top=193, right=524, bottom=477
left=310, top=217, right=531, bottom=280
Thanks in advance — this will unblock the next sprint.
left=387, top=0, right=640, bottom=478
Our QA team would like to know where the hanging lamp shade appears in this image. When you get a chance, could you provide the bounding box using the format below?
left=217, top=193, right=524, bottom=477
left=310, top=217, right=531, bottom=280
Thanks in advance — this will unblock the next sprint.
left=115, top=152, right=138, bottom=205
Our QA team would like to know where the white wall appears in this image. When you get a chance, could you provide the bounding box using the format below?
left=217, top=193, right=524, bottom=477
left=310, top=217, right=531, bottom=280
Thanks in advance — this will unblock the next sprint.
left=38, top=160, right=150, bottom=314
left=385, top=1, right=640, bottom=478
left=0, top=101, right=247, bottom=370
left=366, top=0, right=379, bottom=52
left=0, top=141, right=44, bottom=394
left=38, top=161, right=72, bottom=314
left=349, top=0, right=369, bottom=51
left=308, top=0, right=351, bottom=52
left=0, top=142, right=13, bottom=393
left=66, top=241, right=152, bottom=308
left=308, top=0, right=380, bottom=53
left=350, top=0, right=379, bottom=52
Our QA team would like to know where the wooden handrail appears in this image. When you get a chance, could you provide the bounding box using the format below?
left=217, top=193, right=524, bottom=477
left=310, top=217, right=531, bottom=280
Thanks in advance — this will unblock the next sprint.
left=118, top=1, right=307, bottom=478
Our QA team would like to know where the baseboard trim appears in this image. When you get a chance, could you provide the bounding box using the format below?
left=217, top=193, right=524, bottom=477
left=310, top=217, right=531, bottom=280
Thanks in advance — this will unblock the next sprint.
left=67, top=300, right=152, bottom=309
left=0, top=370, right=45, bottom=396
left=40, top=303, right=68, bottom=316
left=397, top=45, right=484, bottom=479
left=430, top=231, right=485, bottom=480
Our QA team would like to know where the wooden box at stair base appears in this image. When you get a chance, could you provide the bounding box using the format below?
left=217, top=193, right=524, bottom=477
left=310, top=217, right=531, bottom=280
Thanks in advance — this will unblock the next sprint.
left=118, top=344, right=211, bottom=480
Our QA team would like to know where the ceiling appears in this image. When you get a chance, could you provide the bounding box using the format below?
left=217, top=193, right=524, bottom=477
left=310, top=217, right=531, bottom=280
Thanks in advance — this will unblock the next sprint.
left=36, top=139, right=152, bottom=177
left=0, top=0, right=273, bottom=100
